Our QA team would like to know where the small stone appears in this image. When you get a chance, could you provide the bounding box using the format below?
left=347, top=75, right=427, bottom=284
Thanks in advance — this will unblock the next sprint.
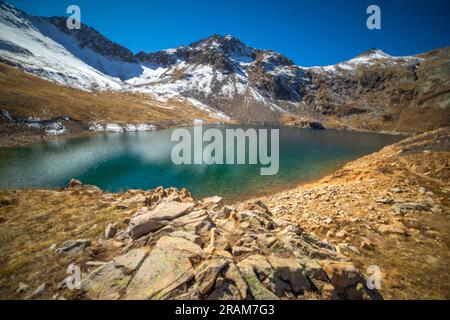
left=348, top=245, right=360, bottom=254
left=100, top=239, right=124, bottom=250
left=335, top=231, right=348, bottom=239
left=202, top=196, right=223, bottom=205
left=360, top=240, right=375, bottom=251
left=26, top=282, right=46, bottom=300
left=378, top=224, right=407, bottom=236
left=67, top=179, right=82, bottom=189
left=86, top=261, right=107, bottom=267
left=55, top=239, right=91, bottom=256
left=170, top=230, right=202, bottom=246
left=16, top=282, right=29, bottom=294
left=376, top=198, right=393, bottom=205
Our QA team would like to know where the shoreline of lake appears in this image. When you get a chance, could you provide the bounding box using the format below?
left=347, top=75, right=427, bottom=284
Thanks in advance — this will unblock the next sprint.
left=0, top=127, right=447, bottom=300
left=0, top=120, right=411, bottom=149
left=0, top=125, right=404, bottom=201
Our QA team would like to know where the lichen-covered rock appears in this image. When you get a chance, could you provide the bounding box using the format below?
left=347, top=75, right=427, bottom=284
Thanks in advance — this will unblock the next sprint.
left=194, top=258, right=228, bottom=296
left=237, top=259, right=278, bottom=300
left=127, top=201, right=195, bottom=239
left=113, top=248, right=147, bottom=272
left=268, top=256, right=311, bottom=294
left=81, top=262, right=132, bottom=300
left=124, top=236, right=204, bottom=300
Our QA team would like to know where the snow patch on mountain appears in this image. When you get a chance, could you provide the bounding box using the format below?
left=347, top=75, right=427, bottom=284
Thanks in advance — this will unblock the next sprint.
left=0, top=2, right=427, bottom=124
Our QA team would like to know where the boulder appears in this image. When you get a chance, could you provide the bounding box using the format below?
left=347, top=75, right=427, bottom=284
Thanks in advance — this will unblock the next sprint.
left=322, top=261, right=362, bottom=292
left=81, top=261, right=132, bottom=300
left=224, top=263, right=248, bottom=299
left=268, top=256, right=311, bottom=294
left=55, top=239, right=90, bottom=256
left=113, top=248, right=147, bottom=272
left=124, top=237, right=203, bottom=300
left=157, top=236, right=205, bottom=261
left=194, top=258, right=229, bottom=296
left=128, top=201, right=195, bottom=239
left=67, top=179, right=82, bottom=189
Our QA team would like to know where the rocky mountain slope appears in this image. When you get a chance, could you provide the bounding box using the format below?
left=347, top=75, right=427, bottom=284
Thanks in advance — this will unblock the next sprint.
left=0, top=127, right=447, bottom=300
left=0, top=62, right=228, bottom=147
left=1, top=1, right=448, bottom=134
left=261, top=127, right=450, bottom=299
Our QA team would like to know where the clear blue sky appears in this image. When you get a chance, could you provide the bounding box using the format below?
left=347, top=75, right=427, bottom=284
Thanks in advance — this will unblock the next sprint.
left=6, top=0, right=450, bottom=66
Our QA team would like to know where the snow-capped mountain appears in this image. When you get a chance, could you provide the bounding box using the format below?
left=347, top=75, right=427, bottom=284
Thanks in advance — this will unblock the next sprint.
left=1, top=1, right=448, bottom=130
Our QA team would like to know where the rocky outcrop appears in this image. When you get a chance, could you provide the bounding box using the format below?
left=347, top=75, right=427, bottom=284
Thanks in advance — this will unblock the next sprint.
left=47, top=187, right=380, bottom=301
left=261, top=127, right=450, bottom=299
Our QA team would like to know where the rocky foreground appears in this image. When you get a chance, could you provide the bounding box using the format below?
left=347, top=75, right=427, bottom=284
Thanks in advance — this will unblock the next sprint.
left=0, top=127, right=448, bottom=300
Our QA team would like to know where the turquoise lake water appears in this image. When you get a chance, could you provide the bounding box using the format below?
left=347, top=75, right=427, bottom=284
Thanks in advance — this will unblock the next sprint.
left=0, top=125, right=403, bottom=200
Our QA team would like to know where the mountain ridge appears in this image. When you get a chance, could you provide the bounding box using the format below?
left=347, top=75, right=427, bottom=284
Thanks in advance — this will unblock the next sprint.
left=0, top=1, right=449, bottom=133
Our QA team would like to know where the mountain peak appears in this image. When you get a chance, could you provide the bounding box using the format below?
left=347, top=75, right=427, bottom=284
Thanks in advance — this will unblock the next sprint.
left=355, top=48, right=390, bottom=59
left=190, top=34, right=246, bottom=50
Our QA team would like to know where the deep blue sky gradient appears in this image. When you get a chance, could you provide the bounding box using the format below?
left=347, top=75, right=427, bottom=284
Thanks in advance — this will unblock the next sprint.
left=5, top=0, right=450, bottom=66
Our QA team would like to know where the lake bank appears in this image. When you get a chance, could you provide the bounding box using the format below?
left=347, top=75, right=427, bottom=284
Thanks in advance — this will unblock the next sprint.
left=0, top=125, right=403, bottom=201
left=0, top=117, right=411, bottom=149
left=0, top=127, right=447, bottom=300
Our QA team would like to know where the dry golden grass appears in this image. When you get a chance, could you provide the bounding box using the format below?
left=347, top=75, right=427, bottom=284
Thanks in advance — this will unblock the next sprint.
left=0, top=62, right=218, bottom=123
left=0, top=188, right=140, bottom=299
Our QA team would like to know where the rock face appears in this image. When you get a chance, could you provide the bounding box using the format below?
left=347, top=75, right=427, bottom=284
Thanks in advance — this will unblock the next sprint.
left=58, top=189, right=379, bottom=300
left=124, top=236, right=203, bottom=300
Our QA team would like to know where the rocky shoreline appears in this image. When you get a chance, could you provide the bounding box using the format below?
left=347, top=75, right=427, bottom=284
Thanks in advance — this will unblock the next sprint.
left=0, top=118, right=409, bottom=149
left=0, top=127, right=448, bottom=300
